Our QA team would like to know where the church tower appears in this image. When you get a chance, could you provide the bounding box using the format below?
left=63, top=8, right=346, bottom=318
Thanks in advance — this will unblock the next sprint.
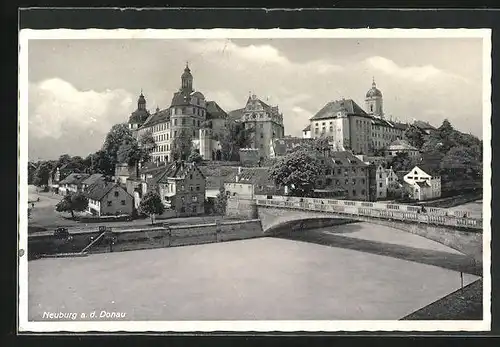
left=181, top=63, right=193, bottom=94
left=365, top=78, right=384, bottom=118
left=137, top=90, right=146, bottom=110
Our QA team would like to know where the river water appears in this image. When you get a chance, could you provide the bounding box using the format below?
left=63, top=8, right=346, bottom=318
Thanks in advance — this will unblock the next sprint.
left=28, top=222, right=479, bottom=321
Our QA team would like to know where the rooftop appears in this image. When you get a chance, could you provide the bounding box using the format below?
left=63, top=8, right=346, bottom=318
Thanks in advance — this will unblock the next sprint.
left=59, top=173, right=90, bottom=185
left=84, top=181, right=122, bottom=201
left=310, top=99, right=368, bottom=121
left=205, top=101, right=228, bottom=120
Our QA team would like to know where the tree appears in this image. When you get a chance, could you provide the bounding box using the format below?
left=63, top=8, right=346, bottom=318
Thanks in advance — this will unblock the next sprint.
left=139, top=191, right=165, bottom=224
left=389, top=152, right=419, bottom=172
left=442, top=145, right=482, bottom=172
left=437, top=119, right=455, bottom=153
left=102, top=123, right=135, bottom=167
left=187, top=150, right=203, bottom=164
left=269, top=149, right=322, bottom=197
left=139, top=130, right=157, bottom=153
left=218, top=121, right=254, bottom=161
left=89, top=150, right=115, bottom=176
left=404, top=125, right=425, bottom=149
left=55, top=192, right=89, bottom=219
left=214, top=186, right=228, bottom=215
left=171, top=130, right=193, bottom=161
left=32, top=161, right=54, bottom=187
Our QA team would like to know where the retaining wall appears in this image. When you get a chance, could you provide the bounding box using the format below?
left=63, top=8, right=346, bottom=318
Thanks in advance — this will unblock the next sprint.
left=28, top=219, right=263, bottom=259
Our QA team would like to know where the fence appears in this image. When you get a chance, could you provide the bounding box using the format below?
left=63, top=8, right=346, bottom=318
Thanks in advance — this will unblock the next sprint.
left=255, top=196, right=482, bottom=230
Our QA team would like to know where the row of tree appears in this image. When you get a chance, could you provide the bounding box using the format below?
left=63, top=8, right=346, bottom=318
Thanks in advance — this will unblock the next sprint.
left=390, top=118, right=483, bottom=175
left=29, top=118, right=254, bottom=187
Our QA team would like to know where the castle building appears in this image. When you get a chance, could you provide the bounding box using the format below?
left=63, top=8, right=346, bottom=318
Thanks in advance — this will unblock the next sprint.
left=128, top=64, right=228, bottom=163
left=306, top=79, right=407, bottom=155
left=230, top=94, right=285, bottom=160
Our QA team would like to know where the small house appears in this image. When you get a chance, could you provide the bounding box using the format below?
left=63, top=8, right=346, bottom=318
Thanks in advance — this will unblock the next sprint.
left=84, top=181, right=134, bottom=216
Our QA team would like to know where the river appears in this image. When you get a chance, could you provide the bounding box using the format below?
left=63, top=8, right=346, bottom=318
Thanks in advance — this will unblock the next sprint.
left=28, top=222, right=479, bottom=321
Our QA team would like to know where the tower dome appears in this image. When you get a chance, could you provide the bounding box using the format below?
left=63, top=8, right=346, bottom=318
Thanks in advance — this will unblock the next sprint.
left=366, top=78, right=382, bottom=98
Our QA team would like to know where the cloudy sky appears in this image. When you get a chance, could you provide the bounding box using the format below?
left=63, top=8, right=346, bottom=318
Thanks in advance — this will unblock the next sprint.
left=27, top=37, right=484, bottom=160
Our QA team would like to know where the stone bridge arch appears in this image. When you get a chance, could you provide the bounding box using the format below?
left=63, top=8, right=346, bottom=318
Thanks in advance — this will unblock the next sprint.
left=257, top=206, right=483, bottom=265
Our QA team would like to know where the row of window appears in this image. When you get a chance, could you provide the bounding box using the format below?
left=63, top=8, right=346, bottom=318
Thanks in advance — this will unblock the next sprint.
left=324, top=167, right=366, bottom=175
left=318, top=178, right=367, bottom=186
left=173, top=117, right=201, bottom=127
left=165, top=195, right=199, bottom=203
left=172, top=106, right=206, bottom=117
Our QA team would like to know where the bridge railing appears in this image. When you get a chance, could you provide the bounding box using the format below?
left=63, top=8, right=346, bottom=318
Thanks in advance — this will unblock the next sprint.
left=255, top=197, right=482, bottom=230
left=254, top=194, right=477, bottom=217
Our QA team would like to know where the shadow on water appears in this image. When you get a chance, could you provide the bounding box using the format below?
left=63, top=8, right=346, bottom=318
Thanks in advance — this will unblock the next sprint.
left=274, top=227, right=482, bottom=277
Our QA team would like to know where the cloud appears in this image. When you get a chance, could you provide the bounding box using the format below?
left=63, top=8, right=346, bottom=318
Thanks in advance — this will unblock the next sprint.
left=27, top=39, right=483, bottom=159
left=28, top=78, right=134, bottom=158
left=365, top=56, right=468, bottom=84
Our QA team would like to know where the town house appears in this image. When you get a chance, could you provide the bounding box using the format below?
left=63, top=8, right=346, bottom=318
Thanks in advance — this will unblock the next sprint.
left=403, top=165, right=442, bottom=201
left=84, top=180, right=134, bottom=216
left=58, top=173, right=90, bottom=195
left=148, top=161, right=206, bottom=216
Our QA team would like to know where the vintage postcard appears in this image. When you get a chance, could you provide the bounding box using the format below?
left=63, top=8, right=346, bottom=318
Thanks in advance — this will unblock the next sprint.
left=18, top=28, right=491, bottom=332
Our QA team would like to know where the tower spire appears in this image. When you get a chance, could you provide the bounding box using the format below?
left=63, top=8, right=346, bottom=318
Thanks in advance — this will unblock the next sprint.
left=372, top=76, right=376, bottom=87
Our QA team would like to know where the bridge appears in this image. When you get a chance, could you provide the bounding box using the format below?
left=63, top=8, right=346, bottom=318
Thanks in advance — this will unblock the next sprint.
left=238, top=195, right=484, bottom=264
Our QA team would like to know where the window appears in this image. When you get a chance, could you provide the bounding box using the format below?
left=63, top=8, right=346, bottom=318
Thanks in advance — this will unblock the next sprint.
left=193, top=119, right=196, bottom=126
left=114, top=191, right=119, bottom=197
left=260, top=124, right=263, bottom=128
left=196, top=186, right=200, bottom=191
left=181, top=196, right=185, bottom=203
left=260, top=133, right=264, bottom=139
left=326, top=178, right=332, bottom=185
left=181, top=185, right=185, bottom=191
left=121, top=200, right=126, bottom=206
left=345, top=179, right=348, bottom=185
left=182, top=118, right=186, bottom=125
left=379, top=182, right=383, bottom=188
left=193, top=130, right=196, bottom=137
left=379, top=174, right=382, bottom=179
left=361, top=178, right=365, bottom=184
left=190, top=186, right=193, bottom=192
left=190, top=174, right=193, bottom=180
left=181, top=207, right=185, bottom=213
left=174, top=119, right=178, bottom=126
left=353, top=190, right=356, bottom=196
left=337, top=168, right=342, bottom=175
left=192, top=206, right=197, bottom=213
left=352, top=179, right=356, bottom=185
left=107, top=201, right=112, bottom=207
left=361, top=189, right=365, bottom=195
left=174, top=131, right=177, bottom=137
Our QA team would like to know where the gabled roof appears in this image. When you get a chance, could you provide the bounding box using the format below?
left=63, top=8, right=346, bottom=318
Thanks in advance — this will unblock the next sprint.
left=303, top=124, right=311, bottom=132
left=84, top=181, right=126, bottom=201
left=153, top=161, right=205, bottom=184
left=225, top=167, right=272, bottom=185
left=414, top=164, right=441, bottom=177
left=81, top=173, right=104, bottom=186
left=310, top=99, right=368, bottom=121
left=140, top=108, right=170, bottom=128
left=59, top=173, right=90, bottom=185
left=387, top=139, right=418, bottom=151
left=205, top=101, right=228, bottom=120
left=227, top=108, right=245, bottom=123
left=329, top=151, right=369, bottom=166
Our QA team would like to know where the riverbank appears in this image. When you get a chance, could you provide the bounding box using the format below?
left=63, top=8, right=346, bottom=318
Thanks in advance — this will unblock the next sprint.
left=401, top=279, right=483, bottom=320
